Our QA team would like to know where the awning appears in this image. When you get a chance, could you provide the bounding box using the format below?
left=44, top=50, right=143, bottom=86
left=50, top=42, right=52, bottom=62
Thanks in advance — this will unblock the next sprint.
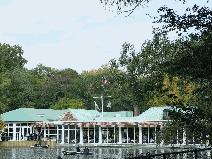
left=63, top=122, right=78, bottom=126
left=139, top=121, right=159, bottom=127
left=117, top=122, right=137, bottom=127
left=30, top=123, right=55, bottom=127
left=78, top=122, right=96, bottom=127
left=98, top=122, right=117, bottom=127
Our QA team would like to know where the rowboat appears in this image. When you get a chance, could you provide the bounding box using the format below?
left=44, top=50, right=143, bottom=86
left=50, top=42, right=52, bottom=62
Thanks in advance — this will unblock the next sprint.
left=30, top=144, right=49, bottom=148
left=62, top=151, right=92, bottom=155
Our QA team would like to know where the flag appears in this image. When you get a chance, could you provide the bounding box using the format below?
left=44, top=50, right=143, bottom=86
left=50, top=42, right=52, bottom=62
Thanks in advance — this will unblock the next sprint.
left=102, top=76, right=107, bottom=83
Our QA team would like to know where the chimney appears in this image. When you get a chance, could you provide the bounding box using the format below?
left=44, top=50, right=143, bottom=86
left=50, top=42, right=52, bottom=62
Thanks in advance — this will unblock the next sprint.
left=133, top=105, right=140, bottom=116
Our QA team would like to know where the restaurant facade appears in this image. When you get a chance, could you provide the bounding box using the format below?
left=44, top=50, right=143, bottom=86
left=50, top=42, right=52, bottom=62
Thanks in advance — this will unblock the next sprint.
left=0, top=106, right=171, bottom=145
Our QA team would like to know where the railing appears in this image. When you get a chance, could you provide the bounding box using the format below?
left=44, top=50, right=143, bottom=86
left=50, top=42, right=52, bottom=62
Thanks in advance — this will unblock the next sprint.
left=123, top=148, right=212, bottom=159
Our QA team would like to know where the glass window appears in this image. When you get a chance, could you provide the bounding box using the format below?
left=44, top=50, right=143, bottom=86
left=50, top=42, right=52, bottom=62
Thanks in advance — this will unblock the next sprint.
left=69, top=125, right=75, bottom=129
left=9, top=128, right=13, bottom=132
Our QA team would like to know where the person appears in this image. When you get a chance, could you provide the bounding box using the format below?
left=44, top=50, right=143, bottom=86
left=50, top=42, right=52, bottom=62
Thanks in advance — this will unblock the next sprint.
left=76, top=145, right=80, bottom=152
left=146, top=152, right=151, bottom=159
left=57, top=155, right=62, bottom=159
left=137, top=153, right=143, bottom=158
left=84, top=146, right=89, bottom=153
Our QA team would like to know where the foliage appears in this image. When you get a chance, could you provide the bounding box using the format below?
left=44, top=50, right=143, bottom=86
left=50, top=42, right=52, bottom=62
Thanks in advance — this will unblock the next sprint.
left=148, top=74, right=196, bottom=107
left=152, top=5, right=212, bottom=145
left=50, top=98, right=84, bottom=110
left=0, top=43, right=27, bottom=73
left=99, top=0, right=187, bottom=16
left=0, top=118, right=6, bottom=133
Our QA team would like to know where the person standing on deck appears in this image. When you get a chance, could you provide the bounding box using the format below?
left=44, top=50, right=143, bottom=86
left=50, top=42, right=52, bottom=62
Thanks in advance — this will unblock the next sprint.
left=76, top=145, right=80, bottom=152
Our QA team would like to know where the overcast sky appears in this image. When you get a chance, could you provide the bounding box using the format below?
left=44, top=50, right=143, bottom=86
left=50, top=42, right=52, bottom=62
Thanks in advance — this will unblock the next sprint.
left=0, top=0, right=210, bottom=73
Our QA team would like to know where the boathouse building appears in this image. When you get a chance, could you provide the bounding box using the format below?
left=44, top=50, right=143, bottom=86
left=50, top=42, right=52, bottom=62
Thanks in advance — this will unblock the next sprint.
left=0, top=107, right=170, bottom=144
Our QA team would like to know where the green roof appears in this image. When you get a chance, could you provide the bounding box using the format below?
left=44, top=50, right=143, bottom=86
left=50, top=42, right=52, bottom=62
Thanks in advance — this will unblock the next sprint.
left=68, top=109, right=101, bottom=121
left=1, top=106, right=172, bottom=123
left=135, top=106, right=172, bottom=121
left=1, top=108, right=65, bottom=122
left=103, top=111, right=133, bottom=118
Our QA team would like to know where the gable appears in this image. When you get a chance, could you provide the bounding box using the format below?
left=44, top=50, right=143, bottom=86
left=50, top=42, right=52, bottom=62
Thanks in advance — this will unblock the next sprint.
left=60, top=111, right=77, bottom=121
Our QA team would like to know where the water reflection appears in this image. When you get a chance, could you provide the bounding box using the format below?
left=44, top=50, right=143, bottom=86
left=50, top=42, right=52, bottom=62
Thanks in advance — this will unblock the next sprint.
left=0, top=146, right=211, bottom=159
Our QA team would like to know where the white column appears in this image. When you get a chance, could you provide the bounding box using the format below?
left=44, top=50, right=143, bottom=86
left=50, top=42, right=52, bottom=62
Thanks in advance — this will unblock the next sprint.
left=94, top=126, right=96, bottom=144
left=61, top=125, right=64, bottom=144
left=75, top=125, right=77, bottom=143
left=99, top=127, right=102, bottom=144
left=148, top=127, right=150, bottom=143
left=44, top=127, right=46, bottom=137
left=118, top=127, right=122, bottom=143
left=57, top=125, right=59, bottom=142
left=30, top=127, right=32, bottom=136
left=13, top=123, right=16, bottom=141
left=68, top=126, right=70, bottom=143
left=127, top=127, right=129, bottom=143
left=114, top=127, right=115, bottom=143
left=88, top=127, right=90, bottom=143
left=19, top=126, right=21, bottom=141
left=177, top=129, right=179, bottom=144
left=134, top=127, right=135, bottom=144
left=107, top=127, right=108, bottom=143
left=155, top=127, right=157, bottom=144
left=183, top=128, right=186, bottom=145
left=80, top=127, right=83, bottom=144
left=139, top=127, right=142, bottom=144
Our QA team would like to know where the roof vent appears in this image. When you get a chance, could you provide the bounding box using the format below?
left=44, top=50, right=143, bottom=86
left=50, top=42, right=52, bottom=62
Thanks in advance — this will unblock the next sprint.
left=116, top=114, right=120, bottom=117
left=37, top=114, right=45, bottom=117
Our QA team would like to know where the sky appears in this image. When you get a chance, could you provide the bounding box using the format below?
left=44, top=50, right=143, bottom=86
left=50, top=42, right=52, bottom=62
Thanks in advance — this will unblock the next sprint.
left=0, top=0, right=211, bottom=74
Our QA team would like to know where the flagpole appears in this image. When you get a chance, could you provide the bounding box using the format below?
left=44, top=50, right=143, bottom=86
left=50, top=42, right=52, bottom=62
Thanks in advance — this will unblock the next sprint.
left=93, top=85, right=111, bottom=121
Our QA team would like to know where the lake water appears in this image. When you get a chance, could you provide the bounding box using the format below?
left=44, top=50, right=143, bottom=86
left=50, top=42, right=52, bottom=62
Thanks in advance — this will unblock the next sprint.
left=0, top=146, right=211, bottom=159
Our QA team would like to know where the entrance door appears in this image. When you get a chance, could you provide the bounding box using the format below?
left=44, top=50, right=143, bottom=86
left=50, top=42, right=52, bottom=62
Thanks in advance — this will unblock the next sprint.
left=21, top=127, right=30, bottom=140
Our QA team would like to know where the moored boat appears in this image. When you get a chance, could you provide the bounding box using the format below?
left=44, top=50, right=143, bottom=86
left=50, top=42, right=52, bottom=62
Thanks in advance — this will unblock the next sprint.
left=30, top=144, right=49, bottom=148
left=62, top=150, right=92, bottom=155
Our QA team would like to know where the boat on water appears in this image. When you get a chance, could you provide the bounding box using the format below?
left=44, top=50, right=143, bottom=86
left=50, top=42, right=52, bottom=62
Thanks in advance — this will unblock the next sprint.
left=30, top=144, right=49, bottom=148
left=62, top=150, right=92, bottom=155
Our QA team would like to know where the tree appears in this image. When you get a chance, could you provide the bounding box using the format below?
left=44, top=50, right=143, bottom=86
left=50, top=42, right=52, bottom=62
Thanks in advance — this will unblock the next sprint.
left=0, top=43, right=27, bottom=73
left=151, top=5, right=212, bottom=145
left=50, top=98, right=84, bottom=110
left=0, top=118, right=6, bottom=133
left=2, top=68, right=37, bottom=112
left=34, top=68, right=78, bottom=109
left=100, top=0, right=188, bottom=16
left=148, top=74, right=196, bottom=107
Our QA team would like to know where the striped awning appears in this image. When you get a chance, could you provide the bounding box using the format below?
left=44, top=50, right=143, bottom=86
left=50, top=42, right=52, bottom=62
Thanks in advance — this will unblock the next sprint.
left=98, top=122, right=117, bottom=127
left=30, top=123, right=55, bottom=127
left=78, top=122, right=96, bottom=127
left=139, top=121, right=159, bottom=127
left=117, top=122, right=137, bottom=127
left=63, top=122, right=78, bottom=125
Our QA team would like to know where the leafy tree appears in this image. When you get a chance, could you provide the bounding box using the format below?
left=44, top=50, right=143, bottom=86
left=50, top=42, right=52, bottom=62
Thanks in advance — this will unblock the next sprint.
left=0, top=43, right=27, bottom=73
left=100, top=0, right=187, bottom=16
left=109, top=33, right=176, bottom=112
left=2, top=68, right=36, bottom=111
left=148, top=74, right=196, bottom=107
left=0, top=118, right=6, bottom=133
left=152, top=5, right=212, bottom=145
left=0, top=73, right=10, bottom=114
left=50, top=98, right=84, bottom=110
left=30, top=64, right=56, bottom=79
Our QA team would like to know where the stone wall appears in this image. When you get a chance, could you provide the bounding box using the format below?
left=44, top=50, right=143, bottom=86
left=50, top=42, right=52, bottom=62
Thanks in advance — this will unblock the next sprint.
left=0, top=140, right=56, bottom=148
